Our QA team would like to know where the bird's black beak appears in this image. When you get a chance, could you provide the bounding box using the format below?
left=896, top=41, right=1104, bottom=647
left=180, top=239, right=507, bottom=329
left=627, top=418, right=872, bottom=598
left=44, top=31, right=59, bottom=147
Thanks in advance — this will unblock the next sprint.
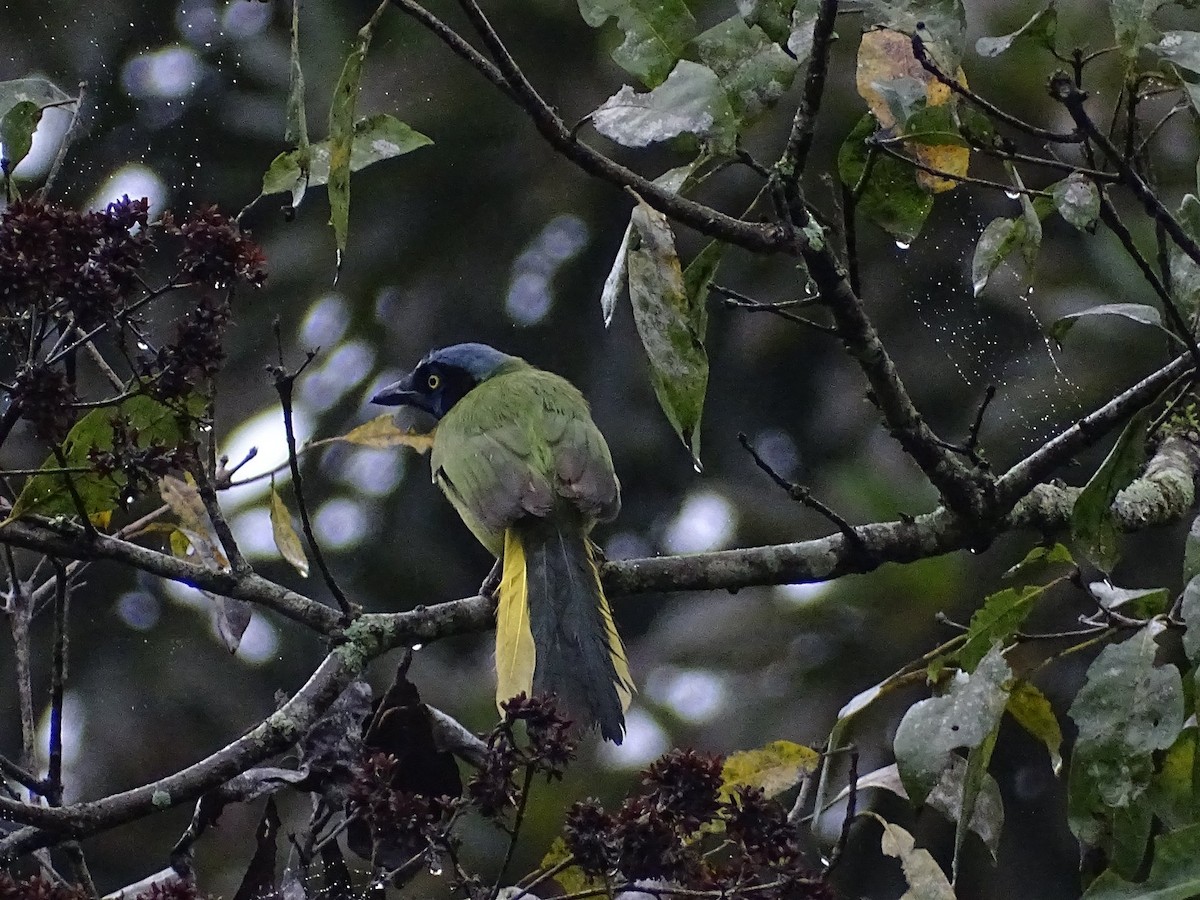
left=370, top=373, right=419, bottom=407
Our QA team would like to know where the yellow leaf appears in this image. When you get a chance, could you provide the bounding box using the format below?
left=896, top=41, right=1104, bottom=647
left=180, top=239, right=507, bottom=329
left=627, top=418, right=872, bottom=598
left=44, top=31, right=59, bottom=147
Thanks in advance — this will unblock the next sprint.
left=333, top=414, right=435, bottom=453
left=538, top=837, right=598, bottom=896
left=169, top=527, right=191, bottom=559
left=89, top=510, right=112, bottom=530
left=855, top=28, right=969, bottom=193
left=270, top=486, right=310, bottom=578
left=720, top=739, right=820, bottom=800
left=159, top=475, right=230, bottom=571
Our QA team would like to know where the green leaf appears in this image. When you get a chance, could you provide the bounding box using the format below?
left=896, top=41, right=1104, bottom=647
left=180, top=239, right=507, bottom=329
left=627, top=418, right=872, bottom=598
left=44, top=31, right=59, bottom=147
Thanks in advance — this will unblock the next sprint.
left=627, top=196, right=709, bottom=467
left=1149, top=727, right=1200, bottom=831
left=719, top=740, right=820, bottom=800
left=1090, top=581, right=1171, bottom=618
left=868, top=814, right=956, bottom=900
left=1048, top=303, right=1166, bottom=344
left=838, top=113, right=933, bottom=244
left=738, top=0, right=795, bottom=44
left=1149, top=31, right=1200, bottom=74
left=1181, top=574, right=1200, bottom=661
left=1006, top=680, right=1063, bottom=773
left=971, top=216, right=1029, bottom=297
left=260, top=114, right=432, bottom=205
left=893, top=643, right=1011, bottom=804
left=1002, top=542, right=1075, bottom=583
left=692, top=17, right=798, bottom=123
left=539, top=836, right=598, bottom=896
left=0, top=100, right=42, bottom=172
left=1081, top=824, right=1200, bottom=899
left=1110, top=0, right=1166, bottom=61
left=1051, top=173, right=1100, bottom=232
left=1070, top=404, right=1154, bottom=570
left=592, top=61, right=738, bottom=154
left=957, top=584, right=1046, bottom=672
left=270, top=485, right=310, bottom=578
left=925, top=750, right=1004, bottom=862
left=286, top=0, right=309, bottom=148
left=1068, top=624, right=1185, bottom=845
left=898, top=103, right=970, bottom=147
left=1170, top=194, right=1200, bottom=315
left=601, top=159, right=709, bottom=326
left=0, top=77, right=71, bottom=120
left=975, top=5, right=1057, bottom=57
left=683, top=240, right=723, bottom=312
left=577, top=0, right=697, bottom=87
left=786, top=0, right=822, bottom=62
left=327, top=4, right=389, bottom=264
left=10, top=393, right=203, bottom=521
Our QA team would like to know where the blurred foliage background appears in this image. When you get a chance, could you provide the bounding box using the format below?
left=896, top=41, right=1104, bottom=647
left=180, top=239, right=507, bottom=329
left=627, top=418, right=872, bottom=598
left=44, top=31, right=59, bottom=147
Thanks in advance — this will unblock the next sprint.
left=2, top=0, right=1197, bottom=896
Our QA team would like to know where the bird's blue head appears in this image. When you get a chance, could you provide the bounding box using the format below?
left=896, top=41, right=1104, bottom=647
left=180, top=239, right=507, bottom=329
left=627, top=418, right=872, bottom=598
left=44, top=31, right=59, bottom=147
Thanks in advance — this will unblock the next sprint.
left=371, top=342, right=517, bottom=420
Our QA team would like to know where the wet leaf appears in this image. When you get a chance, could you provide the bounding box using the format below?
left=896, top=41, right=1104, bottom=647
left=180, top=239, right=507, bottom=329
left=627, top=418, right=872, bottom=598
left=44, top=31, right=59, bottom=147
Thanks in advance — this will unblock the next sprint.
left=1070, top=403, right=1154, bottom=570
left=869, top=814, right=956, bottom=900
left=0, top=100, right=42, bottom=171
left=693, top=16, right=798, bottom=123
left=975, top=5, right=1057, bottom=57
left=592, top=61, right=737, bottom=154
left=786, top=0, right=821, bottom=61
left=1171, top=194, right=1200, bottom=315
left=720, top=739, right=819, bottom=800
left=1090, top=581, right=1170, bottom=617
left=1048, top=303, right=1166, bottom=344
left=1148, top=728, right=1200, bottom=831
left=232, top=797, right=281, bottom=900
left=893, top=643, right=1011, bottom=804
left=838, top=113, right=933, bottom=243
left=10, top=392, right=203, bottom=521
left=0, top=77, right=71, bottom=120
left=1068, top=624, right=1184, bottom=844
left=1180, top=574, right=1200, bottom=661
left=1051, top=173, right=1100, bottom=232
left=286, top=0, right=309, bottom=148
left=925, top=755, right=1004, bottom=860
left=867, top=0, right=967, bottom=69
left=215, top=595, right=253, bottom=654
left=577, top=0, right=697, bottom=86
left=1110, top=0, right=1168, bottom=61
left=263, top=114, right=432, bottom=208
left=328, top=4, right=390, bottom=263
left=971, top=216, right=1031, bottom=296
left=1006, top=680, right=1063, bottom=773
left=269, top=485, right=309, bottom=578
left=1148, top=31, right=1200, bottom=74
left=628, top=196, right=708, bottom=467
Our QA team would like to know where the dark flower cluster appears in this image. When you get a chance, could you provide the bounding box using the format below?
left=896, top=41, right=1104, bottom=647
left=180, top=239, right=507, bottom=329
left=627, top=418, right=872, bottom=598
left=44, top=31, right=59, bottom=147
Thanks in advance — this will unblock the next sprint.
left=347, top=751, right=457, bottom=863
left=140, top=294, right=232, bottom=399
left=563, top=750, right=832, bottom=899
left=467, top=694, right=579, bottom=820
left=132, top=883, right=205, bottom=900
left=162, top=206, right=266, bottom=288
left=0, top=872, right=87, bottom=900
left=0, top=196, right=151, bottom=331
left=10, top=363, right=77, bottom=441
left=87, top=414, right=194, bottom=505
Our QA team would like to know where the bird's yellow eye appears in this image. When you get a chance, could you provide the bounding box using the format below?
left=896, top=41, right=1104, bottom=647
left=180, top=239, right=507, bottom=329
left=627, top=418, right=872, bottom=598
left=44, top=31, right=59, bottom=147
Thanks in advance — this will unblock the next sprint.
left=427, top=373, right=441, bottom=390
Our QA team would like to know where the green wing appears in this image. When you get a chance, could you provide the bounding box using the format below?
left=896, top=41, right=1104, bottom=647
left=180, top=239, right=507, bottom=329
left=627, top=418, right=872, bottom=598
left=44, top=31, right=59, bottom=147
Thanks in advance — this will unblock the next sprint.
left=431, top=366, right=619, bottom=554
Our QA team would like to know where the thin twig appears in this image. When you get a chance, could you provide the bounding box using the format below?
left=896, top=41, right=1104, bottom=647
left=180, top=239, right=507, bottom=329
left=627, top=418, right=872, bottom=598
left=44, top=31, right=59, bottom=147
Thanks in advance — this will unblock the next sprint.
left=271, top=327, right=353, bottom=619
left=712, top=285, right=833, bottom=333
left=779, top=0, right=840, bottom=176
left=45, top=562, right=68, bottom=805
left=738, top=432, right=866, bottom=554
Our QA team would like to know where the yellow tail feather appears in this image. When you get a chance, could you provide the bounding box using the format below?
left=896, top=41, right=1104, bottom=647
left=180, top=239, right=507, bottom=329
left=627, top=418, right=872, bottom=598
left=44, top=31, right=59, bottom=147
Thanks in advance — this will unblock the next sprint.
left=588, top=540, right=634, bottom=713
left=496, top=528, right=536, bottom=711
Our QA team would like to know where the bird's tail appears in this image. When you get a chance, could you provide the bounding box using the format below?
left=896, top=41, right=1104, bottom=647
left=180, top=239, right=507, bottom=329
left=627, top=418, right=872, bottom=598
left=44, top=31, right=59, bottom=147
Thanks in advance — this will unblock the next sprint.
left=496, top=516, right=633, bottom=743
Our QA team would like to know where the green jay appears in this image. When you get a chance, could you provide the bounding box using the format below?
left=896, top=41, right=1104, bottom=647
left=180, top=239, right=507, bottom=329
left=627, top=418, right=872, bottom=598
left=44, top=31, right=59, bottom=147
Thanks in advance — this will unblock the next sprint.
left=372, top=343, right=633, bottom=742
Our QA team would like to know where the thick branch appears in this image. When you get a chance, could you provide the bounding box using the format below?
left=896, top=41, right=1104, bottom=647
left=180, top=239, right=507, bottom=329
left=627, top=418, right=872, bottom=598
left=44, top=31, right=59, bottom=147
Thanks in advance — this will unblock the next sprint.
left=0, top=520, right=342, bottom=634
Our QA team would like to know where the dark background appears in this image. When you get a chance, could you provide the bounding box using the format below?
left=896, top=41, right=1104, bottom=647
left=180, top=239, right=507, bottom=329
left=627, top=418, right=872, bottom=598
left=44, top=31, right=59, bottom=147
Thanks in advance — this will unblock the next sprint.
left=1, top=1, right=1194, bottom=896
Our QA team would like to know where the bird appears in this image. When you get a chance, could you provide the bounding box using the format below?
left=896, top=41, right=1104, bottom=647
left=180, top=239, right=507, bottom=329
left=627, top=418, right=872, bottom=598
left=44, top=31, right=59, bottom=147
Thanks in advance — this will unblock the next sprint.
left=371, top=342, right=633, bottom=742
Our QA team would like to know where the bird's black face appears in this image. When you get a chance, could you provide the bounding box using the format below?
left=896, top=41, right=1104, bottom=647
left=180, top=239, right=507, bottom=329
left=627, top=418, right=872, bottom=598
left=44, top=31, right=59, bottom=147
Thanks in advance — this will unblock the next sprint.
left=371, top=360, right=480, bottom=421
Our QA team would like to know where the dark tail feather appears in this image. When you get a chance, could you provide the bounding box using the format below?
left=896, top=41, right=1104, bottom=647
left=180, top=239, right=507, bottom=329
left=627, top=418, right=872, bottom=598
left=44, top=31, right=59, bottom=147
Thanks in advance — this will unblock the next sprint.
left=516, top=517, right=633, bottom=743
